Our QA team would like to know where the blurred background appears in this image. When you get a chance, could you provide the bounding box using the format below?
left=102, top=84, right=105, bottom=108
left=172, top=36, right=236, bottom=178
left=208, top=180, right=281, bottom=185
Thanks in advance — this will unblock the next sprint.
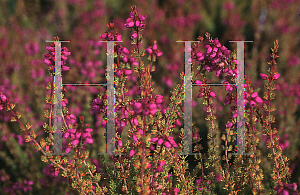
left=0, top=0, right=300, bottom=194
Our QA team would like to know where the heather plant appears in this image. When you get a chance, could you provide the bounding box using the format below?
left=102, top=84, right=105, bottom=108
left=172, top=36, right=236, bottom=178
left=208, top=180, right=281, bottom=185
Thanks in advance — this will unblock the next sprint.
left=1, top=5, right=300, bottom=195
left=1, top=0, right=300, bottom=194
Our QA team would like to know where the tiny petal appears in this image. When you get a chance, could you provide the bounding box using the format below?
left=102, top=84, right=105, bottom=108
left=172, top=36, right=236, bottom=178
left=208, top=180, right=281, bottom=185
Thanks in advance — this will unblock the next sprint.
left=65, top=147, right=71, bottom=153
left=250, top=100, right=256, bottom=108
left=146, top=47, right=152, bottom=54
left=140, top=14, right=147, bottom=21
left=226, top=122, right=233, bottom=128
left=75, top=132, right=81, bottom=139
left=133, top=118, right=139, bottom=126
left=62, top=66, right=70, bottom=71
left=151, top=137, right=158, bottom=143
left=64, top=132, right=70, bottom=139
left=85, top=138, right=93, bottom=144
left=135, top=20, right=140, bottom=27
left=157, top=138, right=164, bottom=145
left=164, top=141, right=171, bottom=148
left=131, top=32, right=138, bottom=39
left=149, top=103, right=156, bottom=110
left=135, top=102, right=142, bottom=109
left=156, top=166, right=164, bottom=172
left=195, top=80, right=202, bottom=84
left=157, top=51, right=163, bottom=56
left=251, top=92, right=258, bottom=98
left=175, top=119, right=181, bottom=126
left=155, top=95, right=163, bottom=104
left=255, top=97, right=263, bottom=104
left=68, top=129, right=76, bottom=134
left=132, top=134, right=137, bottom=143
left=129, top=150, right=135, bottom=157
left=0, top=94, right=7, bottom=102
left=124, top=69, right=132, bottom=75
left=273, top=73, right=280, bottom=80
left=85, top=128, right=93, bottom=133
left=123, top=47, right=129, bottom=53
left=118, top=140, right=122, bottom=147
left=43, top=59, right=51, bottom=66
left=210, top=91, right=216, bottom=98
left=197, top=93, right=204, bottom=98
left=260, top=73, right=268, bottom=80
left=72, top=139, right=79, bottom=146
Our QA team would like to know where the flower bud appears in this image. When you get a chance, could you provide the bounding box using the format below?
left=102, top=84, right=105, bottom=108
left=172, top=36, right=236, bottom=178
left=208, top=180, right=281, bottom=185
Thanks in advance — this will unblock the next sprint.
left=260, top=73, right=268, bottom=80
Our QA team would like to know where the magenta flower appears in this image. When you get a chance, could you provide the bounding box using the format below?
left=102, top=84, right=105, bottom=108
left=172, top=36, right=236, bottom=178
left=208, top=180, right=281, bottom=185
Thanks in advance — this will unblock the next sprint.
left=273, top=73, right=280, bottom=80
left=158, top=138, right=164, bottom=145
left=130, top=32, right=138, bottom=39
left=209, top=91, right=216, bottom=98
left=164, top=141, right=171, bottom=148
left=132, top=134, right=137, bottom=143
left=146, top=47, right=153, bottom=54
left=139, top=14, right=147, bottom=21
left=260, top=73, right=268, bottom=80
left=72, top=139, right=79, bottom=146
left=118, top=140, right=122, bottom=147
left=175, top=119, right=181, bottom=126
left=129, top=149, right=135, bottom=157
left=155, top=95, right=163, bottom=104
left=226, top=122, right=233, bottom=128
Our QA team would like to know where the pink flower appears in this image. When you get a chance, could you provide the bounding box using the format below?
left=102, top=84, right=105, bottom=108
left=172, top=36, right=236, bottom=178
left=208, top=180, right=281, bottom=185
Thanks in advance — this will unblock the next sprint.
left=129, top=150, right=135, bottom=157
left=132, top=134, right=137, bottom=143
left=139, top=14, right=147, bottom=21
left=158, top=138, right=164, bottom=146
left=175, top=119, right=181, bottom=126
left=0, top=94, right=7, bottom=102
left=209, top=91, right=216, bottom=98
left=249, top=100, right=256, bottom=108
left=72, top=139, right=79, bottom=146
left=255, top=97, right=263, bottom=104
left=226, top=122, right=233, bottom=128
left=164, top=141, right=171, bottom=148
left=124, top=69, right=132, bottom=75
left=260, top=73, right=268, bottom=80
left=85, top=138, right=93, bottom=144
left=146, top=47, right=153, bottom=54
left=65, top=147, right=71, bottom=153
left=131, top=33, right=137, bottom=39
left=153, top=43, right=157, bottom=50
left=151, top=137, right=158, bottom=143
left=251, top=92, right=258, bottom=98
left=195, top=80, right=202, bottom=85
left=68, top=129, right=76, bottom=134
left=155, top=95, right=163, bottom=104
left=118, top=140, right=122, bottom=147
left=273, top=73, right=280, bottom=80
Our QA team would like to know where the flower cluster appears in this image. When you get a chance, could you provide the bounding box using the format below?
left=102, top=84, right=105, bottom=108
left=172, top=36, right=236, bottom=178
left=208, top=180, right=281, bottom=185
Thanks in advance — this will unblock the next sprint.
left=124, top=5, right=146, bottom=30
left=274, top=182, right=298, bottom=195
left=150, top=135, right=178, bottom=149
left=146, top=40, right=163, bottom=57
left=245, top=91, right=264, bottom=108
left=2, top=5, right=300, bottom=195
left=99, top=23, right=122, bottom=42
left=64, top=123, right=94, bottom=153
left=0, top=92, right=7, bottom=111
left=43, top=37, right=71, bottom=71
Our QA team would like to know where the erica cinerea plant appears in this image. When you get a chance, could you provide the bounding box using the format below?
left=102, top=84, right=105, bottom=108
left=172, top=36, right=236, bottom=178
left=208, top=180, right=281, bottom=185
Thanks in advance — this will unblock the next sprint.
left=0, top=5, right=299, bottom=195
